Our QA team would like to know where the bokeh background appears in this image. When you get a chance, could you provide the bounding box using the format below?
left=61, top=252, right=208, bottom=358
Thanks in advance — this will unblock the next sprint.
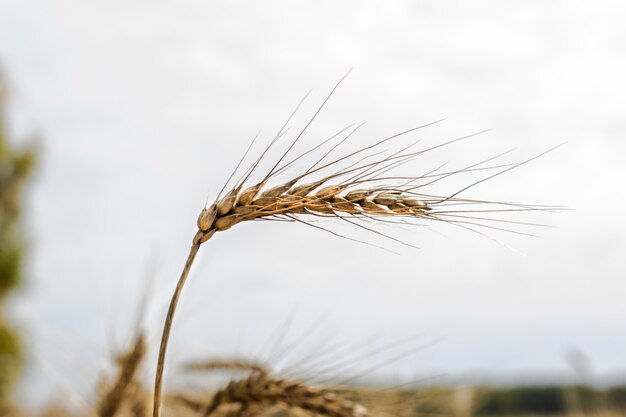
left=1, top=0, right=625, bottom=409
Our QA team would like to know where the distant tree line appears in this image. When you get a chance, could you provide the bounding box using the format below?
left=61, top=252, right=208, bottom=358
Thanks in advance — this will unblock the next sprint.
left=474, top=385, right=626, bottom=415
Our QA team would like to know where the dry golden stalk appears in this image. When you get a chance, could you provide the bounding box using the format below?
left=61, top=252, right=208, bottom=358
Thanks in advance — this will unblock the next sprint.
left=177, top=373, right=367, bottom=417
left=152, top=75, right=560, bottom=417
left=183, top=359, right=270, bottom=376
left=98, top=334, right=147, bottom=417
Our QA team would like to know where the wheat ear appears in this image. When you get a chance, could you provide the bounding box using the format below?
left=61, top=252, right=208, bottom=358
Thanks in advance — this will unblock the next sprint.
left=98, top=333, right=146, bottom=417
left=152, top=76, right=560, bottom=416
left=177, top=372, right=368, bottom=417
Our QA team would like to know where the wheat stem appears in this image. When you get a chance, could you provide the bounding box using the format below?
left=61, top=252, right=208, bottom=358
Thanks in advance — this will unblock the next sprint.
left=153, top=242, right=202, bottom=417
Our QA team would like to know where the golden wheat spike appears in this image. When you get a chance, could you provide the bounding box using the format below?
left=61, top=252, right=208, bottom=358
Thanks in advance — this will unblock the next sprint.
left=152, top=75, right=561, bottom=417
left=98, top=334, right=146, bottom=417
left=176, top=373, right=367, bottom=417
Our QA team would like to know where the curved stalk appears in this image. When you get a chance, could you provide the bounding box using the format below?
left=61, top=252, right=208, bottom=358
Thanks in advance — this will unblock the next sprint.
left=153, top=242, right=201, bottom=417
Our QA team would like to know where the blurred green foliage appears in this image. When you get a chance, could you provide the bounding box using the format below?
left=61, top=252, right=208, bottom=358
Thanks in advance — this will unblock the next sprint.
left=0, top=70, right=37, bottom=403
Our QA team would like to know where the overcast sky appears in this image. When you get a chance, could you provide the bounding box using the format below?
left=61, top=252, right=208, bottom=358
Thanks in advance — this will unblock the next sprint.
left=1, top=0, right=626, bottom=408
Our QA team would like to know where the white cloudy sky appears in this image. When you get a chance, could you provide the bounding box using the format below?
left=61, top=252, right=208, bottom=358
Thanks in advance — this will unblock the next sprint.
left=1, top=0, right=626, bottom=406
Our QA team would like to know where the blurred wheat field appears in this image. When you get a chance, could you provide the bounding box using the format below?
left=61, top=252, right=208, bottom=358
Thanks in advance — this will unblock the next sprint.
left=3, top=330, right=625, bottom=417
left=2, top=2, right=626, bottom=414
